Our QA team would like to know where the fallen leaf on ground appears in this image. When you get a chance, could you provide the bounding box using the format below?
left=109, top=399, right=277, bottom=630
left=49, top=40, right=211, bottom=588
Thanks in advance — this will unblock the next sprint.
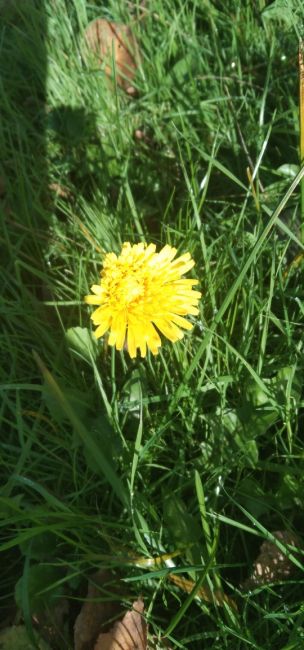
left=94, top=599, right=147, bottom=650
left=243, top=530, right=302, bottom=589
left=74, top=571, right=120, bottom=650
left=85, top=19, right=139, bottom=93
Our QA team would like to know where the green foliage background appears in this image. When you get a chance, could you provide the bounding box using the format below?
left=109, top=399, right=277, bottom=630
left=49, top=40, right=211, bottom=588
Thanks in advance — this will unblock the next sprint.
left=1, top=0, right=304, bottom=647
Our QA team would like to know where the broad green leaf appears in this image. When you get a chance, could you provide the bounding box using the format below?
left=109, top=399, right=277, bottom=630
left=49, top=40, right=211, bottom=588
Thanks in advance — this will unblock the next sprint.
left=65, top=326, right=98, bottom=363
left=274, top=366, right=302, bottom=406
left=121, top=368, right=144, bottom=412
left=19, top=532, right=58, bottom=561
left=277, top=164, right=299, bottom=179
left=83, top=414, right=123, bottom=473
left=15, top=565, right=64, bottom=614
left=245, top=379, right=271, bottom=407
left=238, top=478, right=270, bottom=518
left=34, top=352, right=129, bottom=509
left=163, top=495, right=202, bottom=564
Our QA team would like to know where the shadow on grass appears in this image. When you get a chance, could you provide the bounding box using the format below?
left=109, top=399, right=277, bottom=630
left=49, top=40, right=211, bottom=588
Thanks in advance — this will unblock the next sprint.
left=0, top=0, right=49, bottom=266
left=0, top=0, right=48, bottom=624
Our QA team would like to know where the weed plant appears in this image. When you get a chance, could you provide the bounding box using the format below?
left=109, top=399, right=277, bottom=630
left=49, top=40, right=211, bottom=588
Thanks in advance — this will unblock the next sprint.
left=1, top=0, right=304, bottom=648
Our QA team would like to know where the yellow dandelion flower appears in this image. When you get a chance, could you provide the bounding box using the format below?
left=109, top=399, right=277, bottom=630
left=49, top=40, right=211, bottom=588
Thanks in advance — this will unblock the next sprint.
left=85, top=242, right=201, bottom=358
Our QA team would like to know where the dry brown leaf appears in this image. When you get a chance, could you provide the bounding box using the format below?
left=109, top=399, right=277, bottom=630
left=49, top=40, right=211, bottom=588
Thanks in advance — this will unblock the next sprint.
left=74, top=571, right=120, bottom=650
left=85, top=19, right=139, bottom=93
left=243, top=530, right=302, bottom=589
left=94, top=599, right=147, bottom=650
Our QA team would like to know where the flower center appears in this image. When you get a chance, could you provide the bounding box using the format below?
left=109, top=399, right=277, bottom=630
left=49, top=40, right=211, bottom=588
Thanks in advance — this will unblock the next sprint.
left=117, top=275, right=145, bottom=305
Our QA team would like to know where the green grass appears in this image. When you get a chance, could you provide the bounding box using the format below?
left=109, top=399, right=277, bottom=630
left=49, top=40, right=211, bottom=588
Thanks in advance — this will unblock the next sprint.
left=1, top=0, right=304, bottom=648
